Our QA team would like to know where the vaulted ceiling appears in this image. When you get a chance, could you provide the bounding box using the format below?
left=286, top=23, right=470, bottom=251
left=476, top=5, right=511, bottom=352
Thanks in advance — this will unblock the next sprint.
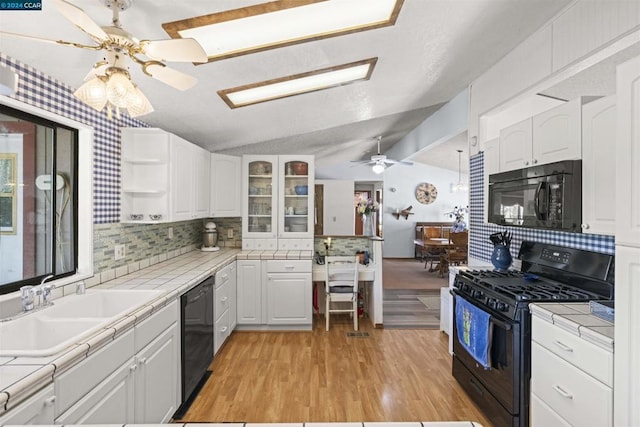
left=0, top=0, right=572, bottom=170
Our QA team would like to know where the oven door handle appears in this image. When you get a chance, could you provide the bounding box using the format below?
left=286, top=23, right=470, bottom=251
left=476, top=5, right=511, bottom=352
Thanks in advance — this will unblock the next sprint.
left=534, top=181, right=547, bottom=220
left=490, top=316, right=512, bottom=331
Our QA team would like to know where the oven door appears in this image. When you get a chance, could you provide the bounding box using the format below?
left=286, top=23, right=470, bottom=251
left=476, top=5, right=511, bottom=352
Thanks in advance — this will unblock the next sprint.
left=452, top=291, right=519, bottom=415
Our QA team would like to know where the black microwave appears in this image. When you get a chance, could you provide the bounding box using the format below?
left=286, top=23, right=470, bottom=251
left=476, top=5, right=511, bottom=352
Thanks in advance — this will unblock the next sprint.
left=488, top=160, right=582, bottom=232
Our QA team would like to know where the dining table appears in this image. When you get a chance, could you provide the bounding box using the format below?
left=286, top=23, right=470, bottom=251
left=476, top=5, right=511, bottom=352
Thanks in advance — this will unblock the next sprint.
left=415, top=238, right=454, bottom=272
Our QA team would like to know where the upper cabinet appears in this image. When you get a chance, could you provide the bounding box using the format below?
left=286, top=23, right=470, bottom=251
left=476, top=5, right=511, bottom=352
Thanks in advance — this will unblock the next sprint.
left=241, top=155, right=314, bottom=250
left=581, top=95, right=616, bottom=235
left=498, top=97, right=591, bottom=173
left=121, top=128, right=210, bottom=223
left=210, top=153, right=242, bottom=217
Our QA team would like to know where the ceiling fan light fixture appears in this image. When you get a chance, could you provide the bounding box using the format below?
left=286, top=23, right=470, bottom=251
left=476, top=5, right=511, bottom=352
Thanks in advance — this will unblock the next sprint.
left=125, top=85, right=154, bottom=117
left=372, top=162, right=385, bottom=174
left=74, top=76, right=108, bottom=111
left=105, top=70, right=135, bottom=108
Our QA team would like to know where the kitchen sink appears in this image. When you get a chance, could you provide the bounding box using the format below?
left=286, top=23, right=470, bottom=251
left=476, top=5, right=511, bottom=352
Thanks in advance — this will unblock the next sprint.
left=42, top=289, right=164, bottom=319
left=0, top=289, right=164, bottom=357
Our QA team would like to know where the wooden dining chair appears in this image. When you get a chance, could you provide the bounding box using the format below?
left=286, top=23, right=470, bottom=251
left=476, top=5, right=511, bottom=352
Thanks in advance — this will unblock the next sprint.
left=439, top=231, right=469, bottom=277
left=423, top=227, right=444, bottom=270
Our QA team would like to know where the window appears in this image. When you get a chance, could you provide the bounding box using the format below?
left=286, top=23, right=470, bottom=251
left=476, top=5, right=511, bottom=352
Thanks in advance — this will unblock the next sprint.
left=0, top=104, right=78, bottom=294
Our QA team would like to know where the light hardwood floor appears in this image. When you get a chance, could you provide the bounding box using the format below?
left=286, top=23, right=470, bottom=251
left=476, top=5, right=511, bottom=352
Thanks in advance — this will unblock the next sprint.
left=178, top=318, right=492, bottom=426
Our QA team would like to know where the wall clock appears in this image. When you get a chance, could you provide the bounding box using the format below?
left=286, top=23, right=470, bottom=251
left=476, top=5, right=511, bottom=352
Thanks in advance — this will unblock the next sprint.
left=415, top=182, right=438, bottom=204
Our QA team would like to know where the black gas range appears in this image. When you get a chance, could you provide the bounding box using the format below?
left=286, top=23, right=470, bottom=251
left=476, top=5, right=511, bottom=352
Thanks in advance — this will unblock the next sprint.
left=451, top=241, right=614, bottom=427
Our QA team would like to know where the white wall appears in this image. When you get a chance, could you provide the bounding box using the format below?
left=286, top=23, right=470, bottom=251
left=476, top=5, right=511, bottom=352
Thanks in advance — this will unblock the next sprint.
left=317, top=179, right=354, bottom=235
left=382, top=162, right=468, bottom=258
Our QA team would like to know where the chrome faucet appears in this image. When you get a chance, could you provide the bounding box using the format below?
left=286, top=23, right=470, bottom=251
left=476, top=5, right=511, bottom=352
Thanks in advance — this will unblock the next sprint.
left=20, top=285, right=35, bottom=312
left=38, top=274, right=55, bottom=307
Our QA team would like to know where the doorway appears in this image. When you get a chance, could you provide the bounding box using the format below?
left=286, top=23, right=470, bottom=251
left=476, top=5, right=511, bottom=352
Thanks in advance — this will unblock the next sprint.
left=353, top=190, right=370, bottom=235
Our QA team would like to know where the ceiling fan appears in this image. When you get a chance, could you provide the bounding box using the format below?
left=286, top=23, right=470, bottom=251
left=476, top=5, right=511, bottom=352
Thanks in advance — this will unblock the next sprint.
left=0, top=0, right=208, bottom=116
left=351, top=136, right=413, bottom=174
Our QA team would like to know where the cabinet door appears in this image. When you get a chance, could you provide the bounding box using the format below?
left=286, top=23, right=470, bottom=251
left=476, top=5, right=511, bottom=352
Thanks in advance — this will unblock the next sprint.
left=266, top=272, right=312, bottom=325
left=499, top=118, right=532, bottom=171
left=229, top=262, right=237, bottom=330
left=531, top=393, right=571, bottom=427
left=533, top=98, right=581, bottom=165
left=483, top=138, right=500, bottom=222
left=55, top=359, right=135, bottom=425
left=616, top=55, right=640, bottom=247
left=192, top=145, right=211, bottom=219
left=279, top=155, right=315, bottom=242
left=211, top=153, right=242, bottom=217
left=242, top=156, right=278, bottom=239
left=170, top=135, right=194, bottom=221
left=236, top=260, right=263, bottom=324
left=0, top=384, right=55, bottom=425
left=581, top=95, right=616, bottom=235
left=134, top=323, right=179, bottom=424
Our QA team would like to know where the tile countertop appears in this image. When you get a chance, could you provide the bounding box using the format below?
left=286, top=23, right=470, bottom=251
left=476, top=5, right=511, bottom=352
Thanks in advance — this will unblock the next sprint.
left=530, top=302, right=614, bottom=352
left=0, top=248, right=314, bottom=415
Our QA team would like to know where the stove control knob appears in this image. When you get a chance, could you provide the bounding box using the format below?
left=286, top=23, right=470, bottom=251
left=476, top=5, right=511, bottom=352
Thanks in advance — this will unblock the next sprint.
left=487, top=298, right=497, bottom=309
left=496, top=302, right=508, bottom=312
left=471, top=289, right=483, bottom=298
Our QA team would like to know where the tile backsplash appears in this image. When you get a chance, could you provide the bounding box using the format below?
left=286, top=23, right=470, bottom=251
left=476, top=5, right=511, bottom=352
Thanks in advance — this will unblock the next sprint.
left=314, top=236, right=374, bottom=257
left=93, top=217, right=242, bottom=273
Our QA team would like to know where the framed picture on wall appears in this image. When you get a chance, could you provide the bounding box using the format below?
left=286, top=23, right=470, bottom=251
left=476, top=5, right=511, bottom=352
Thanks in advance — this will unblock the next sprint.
left=0, top=153, right=17, bottom=234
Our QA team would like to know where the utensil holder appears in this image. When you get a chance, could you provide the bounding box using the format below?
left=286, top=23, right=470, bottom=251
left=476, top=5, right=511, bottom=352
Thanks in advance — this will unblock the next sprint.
left=491, top=244, right=512, bottom=271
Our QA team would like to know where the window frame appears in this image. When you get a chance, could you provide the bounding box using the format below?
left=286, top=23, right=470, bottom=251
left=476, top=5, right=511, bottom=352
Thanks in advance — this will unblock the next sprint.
left=0, top=97, right=93, bottom=297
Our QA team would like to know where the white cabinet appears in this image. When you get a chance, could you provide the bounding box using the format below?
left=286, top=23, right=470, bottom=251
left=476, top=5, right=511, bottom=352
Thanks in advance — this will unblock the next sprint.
left=210, top=153, right=242, bottom=217
left=242, top=155, right=314, bottom=250
left=266, top=260, right=312, bottom=325
left=0, top=384, right=55, bottom=425
left=531, top=97, right=582, bottom=165
left=483, top=138, right=500, bottom=223
left=531, top=313, right=613, bottom=427
left=214, top=262, right=236, bottom=354
left=54, top=301, right=179, bottom=425
left=499, top=118, right=532, bottom=172
left=615, top=55, right=640, bottom=427
left=236, top=260, right=263, bottom=325
left=498, top=98, right=587, bottom=173
left=121, top=127, right=210, bottom=223
left=170, top=136, right=210, bottom=221
left=236, top=259, right=312, bottom=329
left=134, top=322, right=179, bottom=423
left=581, top=95, right=616, bottom=235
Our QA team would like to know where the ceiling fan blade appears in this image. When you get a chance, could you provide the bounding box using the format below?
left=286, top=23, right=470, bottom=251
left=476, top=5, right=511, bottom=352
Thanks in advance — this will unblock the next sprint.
left=0, top=30, right=67, bottom=45
left=53, top=0, right=108, bottom=42
left=140, top=38, right=207, bottom=63
left=144, top=63, right=197, bottom=91
left=397, top=160, right=414, bottom=166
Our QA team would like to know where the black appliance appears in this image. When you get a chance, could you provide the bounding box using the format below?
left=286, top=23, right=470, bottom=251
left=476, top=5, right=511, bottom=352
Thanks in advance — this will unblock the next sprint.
left=176, top=275, right=215, bottom=417
left=451, top=241, right=614, bottom=427
left=488, top=160, right=582, bottom=232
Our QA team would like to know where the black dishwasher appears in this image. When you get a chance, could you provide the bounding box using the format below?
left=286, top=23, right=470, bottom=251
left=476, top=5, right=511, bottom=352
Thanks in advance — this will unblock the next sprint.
left=176, top=275, right=214, bottom=417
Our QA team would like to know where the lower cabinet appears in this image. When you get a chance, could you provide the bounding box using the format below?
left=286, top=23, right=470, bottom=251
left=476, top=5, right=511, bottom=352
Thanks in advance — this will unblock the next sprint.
left=214, top=262, right=237, bottom=354
left=530, top=311, right=613, bottom=427
left=54, top=301, right=179, bottom=424
left=0, top=384, right=56, bottom=425
left=237, top=259, right=312, bottom=329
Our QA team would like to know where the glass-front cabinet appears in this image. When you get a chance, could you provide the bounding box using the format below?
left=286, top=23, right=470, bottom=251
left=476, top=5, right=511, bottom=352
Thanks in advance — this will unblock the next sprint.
left=242, top=155, right=314, bottom=249
left=279, top=156, right=314, bottom=239
left=242, top=156, right=277, bottom=239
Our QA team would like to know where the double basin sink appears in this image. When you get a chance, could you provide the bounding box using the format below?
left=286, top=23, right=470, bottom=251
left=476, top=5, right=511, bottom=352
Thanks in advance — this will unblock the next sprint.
left=0, top=289, right=164, bottom=357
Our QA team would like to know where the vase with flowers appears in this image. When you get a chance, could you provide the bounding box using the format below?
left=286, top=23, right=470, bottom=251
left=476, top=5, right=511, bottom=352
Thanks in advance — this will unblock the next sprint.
left=446, top=205, right=469, bottom=232
left=357, top=198, right=379, bottom=236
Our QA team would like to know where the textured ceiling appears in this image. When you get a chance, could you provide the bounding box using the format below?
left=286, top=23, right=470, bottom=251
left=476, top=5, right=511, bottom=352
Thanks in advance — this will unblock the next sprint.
left=0, top=0, right=572, bottom=169
left=409, top=131, right=469, bottom=173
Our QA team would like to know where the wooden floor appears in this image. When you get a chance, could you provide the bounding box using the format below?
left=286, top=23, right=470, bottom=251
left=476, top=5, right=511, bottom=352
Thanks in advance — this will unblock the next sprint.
left=178, top=319, right=492, bottom=426
left=382, top=258, right=448, bottom=290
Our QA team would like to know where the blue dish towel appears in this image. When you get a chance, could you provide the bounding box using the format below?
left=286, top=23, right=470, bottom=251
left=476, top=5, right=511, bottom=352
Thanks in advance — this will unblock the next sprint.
left=455, top=295, right=492, bottom=369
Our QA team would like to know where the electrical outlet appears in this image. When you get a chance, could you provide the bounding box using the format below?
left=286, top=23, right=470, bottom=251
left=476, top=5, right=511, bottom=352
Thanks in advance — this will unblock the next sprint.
left=168, top=227, right=173, bottom=239
left=114, top=244, right=126, bottom=260
left=227, top=229, right=234, bottom=239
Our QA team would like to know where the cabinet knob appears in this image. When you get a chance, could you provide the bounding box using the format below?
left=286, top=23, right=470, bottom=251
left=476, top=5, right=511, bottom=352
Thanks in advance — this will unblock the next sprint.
left=532, top=159, right=538, bottom=164
left=581, top=224, right=590, bottom=230
left=221, top=296, right=228, bottom=303
left=524, top=161, right=529, bottom=166
left=44, top=396, right=57, bottom=406
left=139, top=357, right=147, bottom=365
left=130, top=364, right=137, bottom=372
left=220, top=326, right=228, bottom=333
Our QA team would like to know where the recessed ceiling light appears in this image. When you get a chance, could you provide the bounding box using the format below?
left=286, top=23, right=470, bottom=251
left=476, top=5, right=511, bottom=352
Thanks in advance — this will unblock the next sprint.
left=162, top=0, right=404, bottom=62
left=218, top=58, right=377, bottom=108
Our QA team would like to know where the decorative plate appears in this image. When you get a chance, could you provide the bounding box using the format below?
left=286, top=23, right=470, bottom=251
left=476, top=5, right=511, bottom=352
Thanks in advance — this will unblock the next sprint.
left=415, top=182, right=438, bottom=204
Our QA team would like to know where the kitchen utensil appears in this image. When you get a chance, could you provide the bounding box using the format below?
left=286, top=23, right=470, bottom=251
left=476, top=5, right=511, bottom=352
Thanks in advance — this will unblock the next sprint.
left=291, top=162, right=308, bottom=175
left=294, top=185, right=308, bottom=195
left=201, top=221, right=220, bottom=252
left=489, top=232, right=503, bottom=246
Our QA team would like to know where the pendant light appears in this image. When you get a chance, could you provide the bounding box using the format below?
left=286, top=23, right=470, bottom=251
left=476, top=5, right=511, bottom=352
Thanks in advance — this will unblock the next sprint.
left=451, top=149, right=468, bottom=193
